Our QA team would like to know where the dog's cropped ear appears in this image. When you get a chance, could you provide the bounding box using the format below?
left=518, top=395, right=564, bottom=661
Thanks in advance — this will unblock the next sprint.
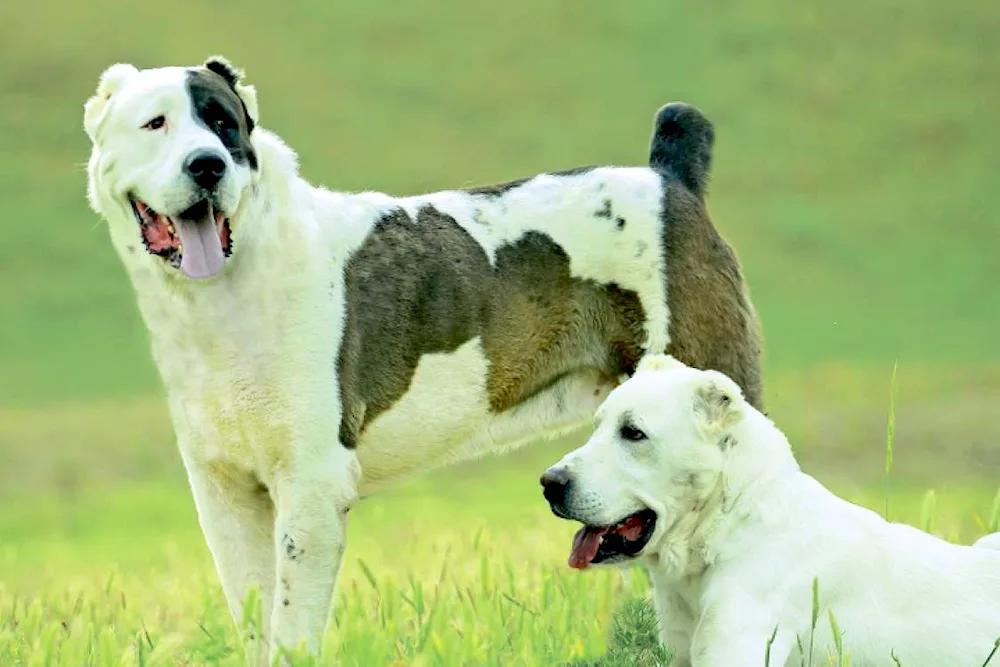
left=636, top=354, right=688, bottom=375
left=692, top=372, right=743, bottom=436
left=204, top=55, right=259, bottom=128
left=84, top=63, right=139, bottom=142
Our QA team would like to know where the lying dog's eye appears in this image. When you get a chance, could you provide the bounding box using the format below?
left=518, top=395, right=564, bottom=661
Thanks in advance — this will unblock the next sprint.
left=619, top=424, right=647, bottom=442
left=142, top=115, right=166, bottom=131
left=212, top=117, right=229, bottom=131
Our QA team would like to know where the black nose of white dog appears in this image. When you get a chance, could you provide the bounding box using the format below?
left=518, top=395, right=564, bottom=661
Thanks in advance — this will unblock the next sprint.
left=186, top=152, right=227, bottom=191
left=540, top=467, right=571, bottom=507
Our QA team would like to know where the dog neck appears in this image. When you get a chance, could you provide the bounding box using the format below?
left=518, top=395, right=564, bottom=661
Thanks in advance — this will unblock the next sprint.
left=645, top=409, right=800, bottom=581
left=98, top=125, right=332, bottom=390
left=643, top=475, right=727, bottom=579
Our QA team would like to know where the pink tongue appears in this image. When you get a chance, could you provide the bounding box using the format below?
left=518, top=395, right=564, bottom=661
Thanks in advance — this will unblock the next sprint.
left=569, top=526, right=607, bottom=570
left=174, top=215, right=224, bottom=279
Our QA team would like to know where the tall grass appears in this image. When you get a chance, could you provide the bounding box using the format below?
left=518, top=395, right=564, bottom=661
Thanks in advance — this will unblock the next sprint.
left=884, top=360, right=899, bottom=520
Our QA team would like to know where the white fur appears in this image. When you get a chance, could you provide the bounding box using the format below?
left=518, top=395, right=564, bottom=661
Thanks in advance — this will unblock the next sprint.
left=84, top=62, right=672, bottom=662
left=545, top=357, right=1000, bottom=666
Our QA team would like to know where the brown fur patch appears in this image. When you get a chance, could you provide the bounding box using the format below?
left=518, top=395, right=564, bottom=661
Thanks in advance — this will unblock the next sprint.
left=337, top=209, right=647, bottom=447
left=481, top=232, right=646, bottom=412
left=660, top=182, right=764, bottom=409
left=337, top=207, right=492, bottom=448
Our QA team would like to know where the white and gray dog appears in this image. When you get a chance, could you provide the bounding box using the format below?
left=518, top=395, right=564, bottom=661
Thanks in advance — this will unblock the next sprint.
left=83, top=56, right=763, bottom=662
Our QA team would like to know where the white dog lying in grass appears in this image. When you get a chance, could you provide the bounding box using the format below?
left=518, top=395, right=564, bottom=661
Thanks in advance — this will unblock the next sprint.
left=541, top=355, right=1000, bottom=666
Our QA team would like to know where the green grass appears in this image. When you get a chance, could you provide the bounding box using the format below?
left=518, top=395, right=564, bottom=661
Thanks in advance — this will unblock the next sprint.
left=0, top=452, right=641, bottom=666
left=2, top=0, right=1000, bottom=663
left=2, top=440, right=999, bottom=666
left=2, top=365, right=1000, bottom=662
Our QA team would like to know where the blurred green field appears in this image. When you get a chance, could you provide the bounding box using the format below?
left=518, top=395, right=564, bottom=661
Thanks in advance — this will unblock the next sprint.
left=2, top=0, right=999, bottom=664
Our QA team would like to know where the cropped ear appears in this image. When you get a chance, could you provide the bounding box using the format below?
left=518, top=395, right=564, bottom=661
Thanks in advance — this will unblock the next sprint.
left=204, top=55, right=259, bottom=127
left=84, top=63, right=139, bottom=141
left=692, top=371, right=743, bottom=436
left=636, top=354, right=688, bottom=375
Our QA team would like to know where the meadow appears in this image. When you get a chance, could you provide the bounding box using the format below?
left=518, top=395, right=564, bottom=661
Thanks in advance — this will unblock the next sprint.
left=2, top=0, right=999, bottom=664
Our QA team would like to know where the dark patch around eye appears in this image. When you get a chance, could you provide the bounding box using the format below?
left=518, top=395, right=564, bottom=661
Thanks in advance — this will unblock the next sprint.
left=204, top=105, right=238, bottom=140
left=186, top=69, right=257, bottom=169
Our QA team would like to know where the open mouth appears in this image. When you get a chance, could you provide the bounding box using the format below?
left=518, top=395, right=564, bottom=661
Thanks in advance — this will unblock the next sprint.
left=568, top=509, right=657, bottom=569
left=130, top=197, right=232, bottom=279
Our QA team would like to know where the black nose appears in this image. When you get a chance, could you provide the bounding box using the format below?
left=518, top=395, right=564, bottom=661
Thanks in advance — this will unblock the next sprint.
left=540, top=467, right=571, bottom=506
left=186, top=152, right=227, bottom=190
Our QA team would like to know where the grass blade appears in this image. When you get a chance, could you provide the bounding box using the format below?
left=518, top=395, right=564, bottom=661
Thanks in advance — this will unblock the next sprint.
left=982, top=637, right=1000, bottom=667
left=884, top=360, right=899, bottom=519
left=990, top=490, right=1000, bottom=533
left=808, top=577, right=819, bottom=667
left=764, top=625, right=779, bottom=667
left=920, top=489, right=937, bottom=534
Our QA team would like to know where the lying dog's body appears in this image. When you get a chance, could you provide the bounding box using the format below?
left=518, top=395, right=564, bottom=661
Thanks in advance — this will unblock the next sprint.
left=83, top=57, right=763, bottom=660
left=543, top=356, right=1000, bottom=666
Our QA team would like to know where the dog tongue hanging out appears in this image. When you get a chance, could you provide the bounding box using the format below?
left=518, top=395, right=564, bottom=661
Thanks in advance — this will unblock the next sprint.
left=132, top=198, right=231, bottom=278
left=172, top=202, right=227, bottom=278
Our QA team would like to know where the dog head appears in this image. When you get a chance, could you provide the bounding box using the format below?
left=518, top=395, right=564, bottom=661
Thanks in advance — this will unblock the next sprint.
left=84, top=57, right=259, bottom=280
left=541, top=355, right=744, bottom=569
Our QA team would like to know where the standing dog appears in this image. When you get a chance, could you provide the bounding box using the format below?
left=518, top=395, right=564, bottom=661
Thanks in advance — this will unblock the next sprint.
left=542, top=355, right=1000, bottom=666
left=83, top=56, right=763, bottom=661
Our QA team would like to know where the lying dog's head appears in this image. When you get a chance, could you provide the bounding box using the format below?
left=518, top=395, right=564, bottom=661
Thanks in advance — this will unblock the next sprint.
left=84, top=57, right=259, bottom=280
left=541, top=355, right=744, bottom=569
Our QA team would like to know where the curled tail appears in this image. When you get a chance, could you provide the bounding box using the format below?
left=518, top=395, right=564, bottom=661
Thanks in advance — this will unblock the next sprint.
left=648, top=102, right=715, bottom=199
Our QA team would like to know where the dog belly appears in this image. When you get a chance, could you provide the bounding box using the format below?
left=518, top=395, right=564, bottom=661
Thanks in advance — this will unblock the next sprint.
left=354, top=337, right=613, bottom=494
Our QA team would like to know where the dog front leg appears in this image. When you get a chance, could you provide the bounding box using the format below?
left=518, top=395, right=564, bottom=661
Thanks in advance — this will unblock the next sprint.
left=268, top=444, right=360, bottom=662
left=649, top=574, right=694, bottom=666
left=184, top=460, right=276, bottom=666
left=690, top=610, right=793, bottom=667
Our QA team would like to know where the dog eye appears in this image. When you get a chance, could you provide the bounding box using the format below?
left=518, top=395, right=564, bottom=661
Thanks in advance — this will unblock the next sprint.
left=619, top=424, right=647, bottom=442
left=142, top=115, right=166, bottom=131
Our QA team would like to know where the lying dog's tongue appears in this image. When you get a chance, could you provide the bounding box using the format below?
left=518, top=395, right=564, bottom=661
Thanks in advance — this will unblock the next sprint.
left=175, top=202, right=224, bottom=279
left=569, top=525, right=608, bottom=570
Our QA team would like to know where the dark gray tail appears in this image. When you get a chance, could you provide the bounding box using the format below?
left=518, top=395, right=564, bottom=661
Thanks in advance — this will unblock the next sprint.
left=648, top=102, right=714, bottom=198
